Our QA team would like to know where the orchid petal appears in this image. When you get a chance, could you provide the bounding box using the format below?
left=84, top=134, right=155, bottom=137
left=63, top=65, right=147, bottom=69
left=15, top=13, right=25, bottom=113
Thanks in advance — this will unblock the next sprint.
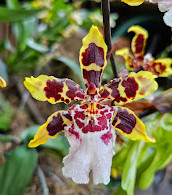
left=128, top=25, right=148, bottom=61
left=121, top=0, right=144, bottom=6
left=0, top=76, right=6, bottom=88
left=62, top=103, right=116, bottom=184
left=115, top=48, right=137, bottom=70
left=158, top=0, right=172, bottom=12
left=144, top=58, right=172, bottom=77
left=24, top=75, right=85, bottom=104
left=163, top=9, right=172, bottom=27
left=99, top=71, right=158, bottom=105
left=79, top=26, right=107, bottom=89
left=28, top=111, right=72, bottom=147
left=112, top=106, right=155, bottom=142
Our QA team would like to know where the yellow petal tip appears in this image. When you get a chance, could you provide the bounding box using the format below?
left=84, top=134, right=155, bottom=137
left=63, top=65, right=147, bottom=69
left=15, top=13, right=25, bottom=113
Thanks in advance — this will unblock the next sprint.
left=121, top=0, right=144, bottom=6
left=0, top=77, right=7, bottom=88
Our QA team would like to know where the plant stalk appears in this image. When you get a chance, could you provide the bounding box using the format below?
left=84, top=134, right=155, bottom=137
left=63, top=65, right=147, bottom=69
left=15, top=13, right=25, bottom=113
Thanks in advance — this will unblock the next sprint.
left=101, top=0, right=118, bottom=78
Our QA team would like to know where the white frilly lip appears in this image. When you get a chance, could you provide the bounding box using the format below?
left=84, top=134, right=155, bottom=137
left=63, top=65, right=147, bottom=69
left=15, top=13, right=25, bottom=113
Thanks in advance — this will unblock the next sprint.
left=163, top=9, right=172, bottom=27
left=148, top=0, right=172, bottom=27
left=62, top=126, right=116, bottom=185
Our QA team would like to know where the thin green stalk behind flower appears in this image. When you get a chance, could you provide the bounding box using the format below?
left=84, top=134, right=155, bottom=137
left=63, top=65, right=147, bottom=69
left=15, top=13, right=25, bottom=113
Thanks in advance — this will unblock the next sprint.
left=24, top=26, right=157, bottom=185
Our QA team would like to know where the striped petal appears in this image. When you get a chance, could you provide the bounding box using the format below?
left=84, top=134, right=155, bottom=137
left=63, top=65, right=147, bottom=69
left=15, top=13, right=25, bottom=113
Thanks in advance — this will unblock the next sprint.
left=112, top=106, right=155, bottom=142
left=121, top=0, right=144, bottom=6
left=128, top=25, right=148, bottom=61
left=144, top=58, right=172, bottom=77
left=79, top=26, right=107, bottom=89
left=0, top=76, right=6, bottom=88
left=115, top=48, right=138, bottom=70
left=99, top=71, right=158, bottom=105
left=28, top=111, right=73, bottom=147
left=24, top=75, right=85, bottom=104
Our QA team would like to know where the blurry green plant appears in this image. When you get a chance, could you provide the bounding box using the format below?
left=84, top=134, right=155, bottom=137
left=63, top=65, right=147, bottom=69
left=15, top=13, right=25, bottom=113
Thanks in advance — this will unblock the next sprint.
left=111, top=112, right=172, bottom=195
left=0, top=145, right=38, bottom=195
left=0, top=0, right=172, bottom=194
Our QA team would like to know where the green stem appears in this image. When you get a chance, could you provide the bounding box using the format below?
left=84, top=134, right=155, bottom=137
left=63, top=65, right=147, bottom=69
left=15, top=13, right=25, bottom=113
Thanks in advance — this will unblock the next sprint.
left=101, top=0, right=118, bottom=78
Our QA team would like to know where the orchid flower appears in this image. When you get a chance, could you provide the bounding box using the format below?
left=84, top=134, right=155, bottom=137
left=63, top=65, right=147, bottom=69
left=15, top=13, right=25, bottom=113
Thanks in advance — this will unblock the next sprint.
left=116, top=25, right=172, bottom=77
left=24, top=26, right=158, bottom=185
left=121, top=0, right=172, bottom=27
left=0, top=76, right=6, bottom=88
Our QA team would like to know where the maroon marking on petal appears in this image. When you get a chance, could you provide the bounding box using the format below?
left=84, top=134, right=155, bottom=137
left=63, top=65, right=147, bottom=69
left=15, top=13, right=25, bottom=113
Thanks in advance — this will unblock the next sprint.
left=65, top=99, right=70, bottom=104
left=106, top=113, right=112, bottom=119
left=145, top=62, right=166, bottom=75
left=75, top=91, right=85, bottom=100
left=68, top=104, right=77, bottom=115
left=68, top=124, right=80, bottom=139
left=82, top=119, right=101, bottom=133
left=94, top=125, right=101, bottom=132
left=44, top=79, right=63, bottom=102
left=99, top=89, right=110, bottom=98
left=47, top=113, right=65, bottom=136
left=122, top=77, right=138, bottom=98
left=112, top=107, right=136, bottom=134
left=74, top=111, right=85, bottom=120
left=66, top=80, right=79, bottom=100
left=100, top=109, right=109, bottom=115
left=62, top=112, right=72, bottom=121
left=82, top=43, right=105, bottom=67
left=135, top=34, right=144, bottom=54
left=96, top=104, right=105, bottom=110
left=80, top=104, right=88, bottom=109
left=97, top=115, right=108, bottom=130
left=76, top=119, right=85, bottom=128
left=83, top=69, right=102, bottom=88
left=106, top=79, right=127, bottom=103
left=137, top=56, right=144, bottom=61
left=101, top=131, right=113, bottom=145
left=116, top=132, right=124, bottom=145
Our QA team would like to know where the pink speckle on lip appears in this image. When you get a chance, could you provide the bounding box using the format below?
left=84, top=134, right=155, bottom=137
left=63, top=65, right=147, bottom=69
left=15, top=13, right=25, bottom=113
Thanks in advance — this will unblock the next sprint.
left=68, top=124, right=80, bottom=139
left=101, top=131, right=113, bottom=145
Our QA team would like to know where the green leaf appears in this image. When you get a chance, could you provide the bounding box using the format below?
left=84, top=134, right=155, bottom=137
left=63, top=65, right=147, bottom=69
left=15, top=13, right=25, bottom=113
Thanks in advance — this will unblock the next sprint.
left=26, top=38, right=49, bottom=53
left=20, top=125, right=40, bottom=142
left=0, top=7, right=43, bottom=23
left=137, top=112, right=172, bottom=189
left=21, top=125, right=69, bottom=155
left=112, top=143, right=131, bottom=172
left=121, top=142, right=141, bottom=195
left=56, top=56, right=85, bottom=89
left=6, top=0, right=20, bottom=9
left=0, top=40, right=14, bottom=53
left=138, top=145, right=172, bottom=189
left=0, top=92, right=13, bottom=131
left=43, top=134, right=69, bottom=155
left=136, top=146, right=156, bottom=179
left=160, top=113, right=172, bottom=131
left=0, top=135, right=13, bottom=142
left=112, top=186, right=127, bottom=195
left=13, top=18, right=38, bottom=51
left=112, top=14, right=161, bottom=40
left=0, top=145, right=38, bottom=195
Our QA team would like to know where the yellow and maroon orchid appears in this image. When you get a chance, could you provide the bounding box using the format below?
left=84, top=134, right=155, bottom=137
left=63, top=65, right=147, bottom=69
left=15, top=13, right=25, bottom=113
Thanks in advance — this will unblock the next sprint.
left=0, top=76, right=6, bottom=88
left=24, top=26, right=158, bottom=185
left=116, top=25, right=172, bottom=77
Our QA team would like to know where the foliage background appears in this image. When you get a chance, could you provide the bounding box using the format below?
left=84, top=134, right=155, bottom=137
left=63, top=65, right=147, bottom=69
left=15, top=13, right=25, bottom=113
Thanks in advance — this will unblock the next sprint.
left=0, top=0, right=172, bottom=195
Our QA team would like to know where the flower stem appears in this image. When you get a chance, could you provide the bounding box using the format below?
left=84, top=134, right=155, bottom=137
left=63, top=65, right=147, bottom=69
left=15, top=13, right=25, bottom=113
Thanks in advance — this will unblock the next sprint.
left=37, top=166, right=49, bottom=195
left=101, top=0, right=118, bottom=78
